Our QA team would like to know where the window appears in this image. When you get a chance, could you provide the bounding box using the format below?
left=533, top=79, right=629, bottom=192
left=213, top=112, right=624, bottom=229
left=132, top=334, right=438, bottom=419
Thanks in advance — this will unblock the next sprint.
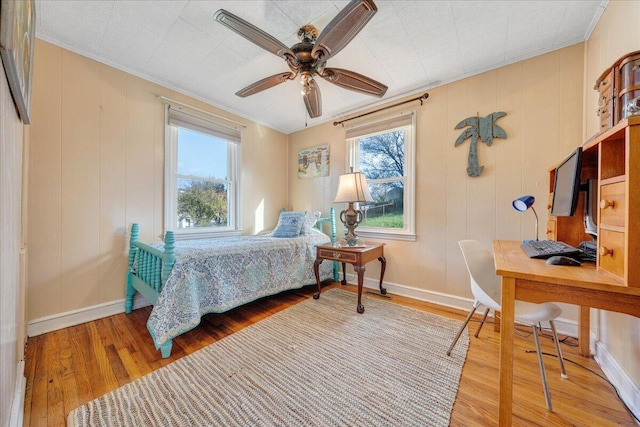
left=345, top=112, right=416, bottom=241
left=165, top=106, right=242, bottom=239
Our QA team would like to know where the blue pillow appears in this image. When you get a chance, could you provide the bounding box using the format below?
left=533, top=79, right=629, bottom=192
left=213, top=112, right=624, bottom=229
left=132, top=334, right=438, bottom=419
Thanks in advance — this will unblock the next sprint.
left=273, top=211, right=305, bottom=238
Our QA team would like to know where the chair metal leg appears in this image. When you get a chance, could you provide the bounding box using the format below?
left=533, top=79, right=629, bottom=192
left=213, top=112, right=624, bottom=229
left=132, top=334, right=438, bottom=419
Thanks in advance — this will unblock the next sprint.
left=447, top=303, right=479, bottom=356
left=549, top=320, right=568, bottom=379
left=532, top=325, right=553, bottom=411
left=474, top=307, right=491, bottom=338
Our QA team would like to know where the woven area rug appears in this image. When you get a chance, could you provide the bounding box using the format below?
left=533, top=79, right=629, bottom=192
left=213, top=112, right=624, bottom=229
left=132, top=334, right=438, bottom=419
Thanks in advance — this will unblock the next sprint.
left=68, top=288, right=469, bottom=427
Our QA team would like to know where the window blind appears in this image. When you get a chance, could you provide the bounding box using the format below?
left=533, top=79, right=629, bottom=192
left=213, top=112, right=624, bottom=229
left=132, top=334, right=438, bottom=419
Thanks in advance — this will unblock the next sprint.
left=345, top=112, right=413, bottom=139
left=167, top=106, right=242, bottom=143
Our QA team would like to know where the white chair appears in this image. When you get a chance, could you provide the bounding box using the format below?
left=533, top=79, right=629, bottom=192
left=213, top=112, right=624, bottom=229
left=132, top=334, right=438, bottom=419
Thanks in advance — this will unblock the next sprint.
left=447, top=240, right=567, bottom=411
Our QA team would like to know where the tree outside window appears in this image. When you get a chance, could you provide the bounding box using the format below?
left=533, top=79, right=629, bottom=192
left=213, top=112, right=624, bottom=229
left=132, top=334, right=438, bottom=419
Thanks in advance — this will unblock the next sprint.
left=359, top=130, right=405, bottom=229
left=165, top=106, right=241, bottom=238
left=175, top=128, right=231, bottom=230
left=345, top=112, right=415, bottom=241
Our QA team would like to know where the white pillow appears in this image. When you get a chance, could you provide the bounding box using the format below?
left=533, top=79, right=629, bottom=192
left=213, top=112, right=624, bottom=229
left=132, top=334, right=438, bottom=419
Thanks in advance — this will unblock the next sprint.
left=301, top=211, right=322, bottom=235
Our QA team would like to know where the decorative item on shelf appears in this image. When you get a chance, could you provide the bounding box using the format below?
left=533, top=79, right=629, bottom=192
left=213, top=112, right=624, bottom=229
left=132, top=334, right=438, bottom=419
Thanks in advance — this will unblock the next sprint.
left=619, top=52, right=640, bottom=119
left=594, top=50, right=640, bottom=131
left=334, top=169, right=373, bottom=246
left=512, top=195, right=539, bottom=243
left=454, top=112, right=507, bottom=177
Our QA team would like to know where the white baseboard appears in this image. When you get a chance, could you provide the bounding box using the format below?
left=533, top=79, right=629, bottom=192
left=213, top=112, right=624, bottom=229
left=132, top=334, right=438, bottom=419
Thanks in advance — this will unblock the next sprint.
left=346, top=273, right=579, bottom=338
left=594, top=340, right=640, bottom=423
left=27, top=294, right=150, bottom=337
left=9, top=360, right=25, bottom=427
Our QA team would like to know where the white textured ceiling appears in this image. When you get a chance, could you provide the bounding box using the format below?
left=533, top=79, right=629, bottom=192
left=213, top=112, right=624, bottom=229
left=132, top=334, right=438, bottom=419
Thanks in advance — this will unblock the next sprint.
left=35, top=0, right=606, bottom=134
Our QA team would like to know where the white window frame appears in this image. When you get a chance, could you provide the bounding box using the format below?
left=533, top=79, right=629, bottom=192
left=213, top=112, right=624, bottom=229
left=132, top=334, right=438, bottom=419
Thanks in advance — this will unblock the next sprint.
left=164, top=105, right=242, bottom=239
left=345, top=111, right=416, bottom=242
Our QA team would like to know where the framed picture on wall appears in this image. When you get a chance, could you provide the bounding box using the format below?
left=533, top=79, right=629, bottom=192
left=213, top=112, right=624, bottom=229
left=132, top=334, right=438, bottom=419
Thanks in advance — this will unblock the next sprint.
left=298, top=145, right=330, bottom=179
left=0, top=0, right=35, bottom=124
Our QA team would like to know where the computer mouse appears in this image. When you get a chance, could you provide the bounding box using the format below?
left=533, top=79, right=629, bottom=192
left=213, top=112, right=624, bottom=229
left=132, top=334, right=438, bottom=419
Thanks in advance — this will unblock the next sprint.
left=546, top=255, right=582, bottom=266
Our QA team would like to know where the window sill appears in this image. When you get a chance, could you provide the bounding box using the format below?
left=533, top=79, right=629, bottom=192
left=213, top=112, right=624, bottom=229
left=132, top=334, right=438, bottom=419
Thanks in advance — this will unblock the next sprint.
left=356, top=230, right=416, bottom=242
left=171, top=229, right=242, bottom=240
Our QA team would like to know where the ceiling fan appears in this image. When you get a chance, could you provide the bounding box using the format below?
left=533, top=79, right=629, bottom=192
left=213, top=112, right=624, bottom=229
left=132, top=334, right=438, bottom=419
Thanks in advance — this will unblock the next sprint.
left=213, top=0, right=388, bottom=119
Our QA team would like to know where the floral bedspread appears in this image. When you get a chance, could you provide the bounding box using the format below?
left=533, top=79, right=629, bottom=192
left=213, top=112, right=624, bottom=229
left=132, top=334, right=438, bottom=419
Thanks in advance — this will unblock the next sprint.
left=146, top=229, right=333, bottom=349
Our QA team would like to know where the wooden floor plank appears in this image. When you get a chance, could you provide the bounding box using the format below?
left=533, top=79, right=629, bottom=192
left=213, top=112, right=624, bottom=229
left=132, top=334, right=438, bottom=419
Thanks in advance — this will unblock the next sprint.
left=22, top=335, right=39, bottom=427
left=57, top=328, right=80, bottom=421
left=25, top=335, right=46, bottom=427
left=85, top=322, right=119, bottom=393
left=23, top=283, right=638, bottom=426
left=66, top=325, right=95, bottom=404
left=46, top=330, right=66, bottom=427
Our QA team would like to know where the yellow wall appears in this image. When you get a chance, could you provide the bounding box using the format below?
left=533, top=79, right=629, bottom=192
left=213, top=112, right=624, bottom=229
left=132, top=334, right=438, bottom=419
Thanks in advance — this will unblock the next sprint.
left=27, top=39, right=289, bottom=322
left=289, top=44, right=584, bottom=304
left=583, top=0, right=640, bottom=386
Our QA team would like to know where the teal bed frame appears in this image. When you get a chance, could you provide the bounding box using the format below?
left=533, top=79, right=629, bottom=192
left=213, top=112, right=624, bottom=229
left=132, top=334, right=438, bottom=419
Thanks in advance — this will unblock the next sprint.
left=125, top=208, right=338, bottom=358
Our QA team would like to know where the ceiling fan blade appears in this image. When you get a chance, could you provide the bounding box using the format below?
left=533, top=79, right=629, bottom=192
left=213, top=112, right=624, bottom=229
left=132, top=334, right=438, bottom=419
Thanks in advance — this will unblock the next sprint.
left=303, top=79, right=322, bottom=118
left=320, top=68, right=387, bottom=97
left=236, top=72, right=296, bottom=97
left=214, top=9, right=295, bottom=62
left=311, top=0, right=377, bottom=62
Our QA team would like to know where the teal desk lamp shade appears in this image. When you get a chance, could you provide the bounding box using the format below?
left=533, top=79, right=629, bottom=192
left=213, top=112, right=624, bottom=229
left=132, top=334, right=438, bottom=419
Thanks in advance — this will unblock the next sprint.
left=513, top=195, right=539, bottom=241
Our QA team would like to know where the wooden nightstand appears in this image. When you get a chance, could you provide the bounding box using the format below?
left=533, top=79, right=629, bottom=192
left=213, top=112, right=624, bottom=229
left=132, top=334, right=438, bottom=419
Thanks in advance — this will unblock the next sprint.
left=313, top=243, right=386, bottom=313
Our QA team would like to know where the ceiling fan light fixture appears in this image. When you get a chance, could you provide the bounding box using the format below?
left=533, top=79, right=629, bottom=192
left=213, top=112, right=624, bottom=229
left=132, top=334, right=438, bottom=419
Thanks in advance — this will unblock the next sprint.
left=300, top=73, right=313, bottom=95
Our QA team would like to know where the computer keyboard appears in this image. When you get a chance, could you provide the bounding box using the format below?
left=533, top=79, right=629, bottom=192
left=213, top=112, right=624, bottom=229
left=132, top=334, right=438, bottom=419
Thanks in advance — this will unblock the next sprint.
left=520, top=240, right=583, bottom=259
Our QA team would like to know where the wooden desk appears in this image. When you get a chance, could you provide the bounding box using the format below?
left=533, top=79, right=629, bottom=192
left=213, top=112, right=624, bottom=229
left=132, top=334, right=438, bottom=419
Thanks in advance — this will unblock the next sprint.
left=313, top=243, right=386, bottom=313
left=492, top=240, right=640, bottom=426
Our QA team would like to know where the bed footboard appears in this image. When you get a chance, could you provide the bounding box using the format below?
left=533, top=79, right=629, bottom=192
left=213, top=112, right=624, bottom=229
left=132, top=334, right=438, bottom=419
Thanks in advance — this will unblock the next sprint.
left=125, top=224, right=176, bottom=357
left=125, top=224, right=176, bottom=311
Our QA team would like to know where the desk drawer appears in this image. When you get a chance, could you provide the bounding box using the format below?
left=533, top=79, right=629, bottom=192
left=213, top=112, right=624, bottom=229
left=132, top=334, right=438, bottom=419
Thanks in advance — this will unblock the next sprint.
left=598, top=229, right=625, bottom=279
left=599, top=182, right=625, bottom=227
left=318, top=249, right=357, bottom=263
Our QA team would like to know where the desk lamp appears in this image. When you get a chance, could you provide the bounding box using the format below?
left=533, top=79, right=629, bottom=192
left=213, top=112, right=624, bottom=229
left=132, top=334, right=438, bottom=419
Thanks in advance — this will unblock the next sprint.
left=513, top=195, right=539, bottom=242
left=334, top=170, right=373, bottom=246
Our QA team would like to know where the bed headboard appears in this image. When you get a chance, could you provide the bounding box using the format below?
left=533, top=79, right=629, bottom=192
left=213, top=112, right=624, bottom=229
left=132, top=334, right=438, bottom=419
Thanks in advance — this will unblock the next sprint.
left=313, top=208, right=338, bottom=282
left=315, top=207, right=337, bottom=246
left=282, top=207, right=338, bottom=282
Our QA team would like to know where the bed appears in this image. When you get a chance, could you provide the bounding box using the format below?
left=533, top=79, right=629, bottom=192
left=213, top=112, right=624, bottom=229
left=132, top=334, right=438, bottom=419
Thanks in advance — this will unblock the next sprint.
left=124, top=209, right=338, bottom=358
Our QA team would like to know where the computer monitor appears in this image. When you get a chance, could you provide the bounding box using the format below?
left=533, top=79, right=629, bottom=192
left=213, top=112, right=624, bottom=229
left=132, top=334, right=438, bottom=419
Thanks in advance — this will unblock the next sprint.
left=584, top=178, right=598, bottom=238
left=551, top=147, right=583, bottom=217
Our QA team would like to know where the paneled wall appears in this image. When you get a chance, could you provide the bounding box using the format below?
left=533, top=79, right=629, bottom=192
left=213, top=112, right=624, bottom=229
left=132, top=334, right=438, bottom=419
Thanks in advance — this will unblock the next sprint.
left=27, top=39, right=289, bottom=322
left=0, top=55, right=25, bottom=426
left=289, top=44, right=584, bottom=305
left=583, top=0, right=640, bottom=390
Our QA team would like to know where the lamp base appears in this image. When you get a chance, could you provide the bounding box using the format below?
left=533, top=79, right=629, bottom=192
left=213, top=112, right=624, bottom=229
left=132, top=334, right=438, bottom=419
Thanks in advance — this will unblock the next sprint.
left=339, top=204, right=365, bottom=247
left=340, top=236, right=365, bottom=247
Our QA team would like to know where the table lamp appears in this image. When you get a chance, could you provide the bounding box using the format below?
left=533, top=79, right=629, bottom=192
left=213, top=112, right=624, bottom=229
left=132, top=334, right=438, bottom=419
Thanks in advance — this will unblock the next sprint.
left=334, top=171, right=373, bottom=246
left=512, top=195, right=538, bottom=242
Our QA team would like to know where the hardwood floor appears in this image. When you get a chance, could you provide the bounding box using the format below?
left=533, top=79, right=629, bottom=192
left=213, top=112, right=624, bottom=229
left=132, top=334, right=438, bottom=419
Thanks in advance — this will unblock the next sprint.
left=24, top=283, right=637, bottom=426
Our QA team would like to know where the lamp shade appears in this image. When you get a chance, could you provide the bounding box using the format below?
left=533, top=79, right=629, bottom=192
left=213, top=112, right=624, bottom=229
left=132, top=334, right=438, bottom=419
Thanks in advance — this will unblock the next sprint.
left=512, top=195, right=535, bottom=212
left=334, top=172, right=374, bottom=203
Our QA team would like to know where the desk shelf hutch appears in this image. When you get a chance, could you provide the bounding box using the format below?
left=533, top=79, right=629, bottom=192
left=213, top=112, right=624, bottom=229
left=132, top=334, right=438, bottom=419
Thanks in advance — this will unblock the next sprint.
left=546, top=116, right=640, bottom=287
